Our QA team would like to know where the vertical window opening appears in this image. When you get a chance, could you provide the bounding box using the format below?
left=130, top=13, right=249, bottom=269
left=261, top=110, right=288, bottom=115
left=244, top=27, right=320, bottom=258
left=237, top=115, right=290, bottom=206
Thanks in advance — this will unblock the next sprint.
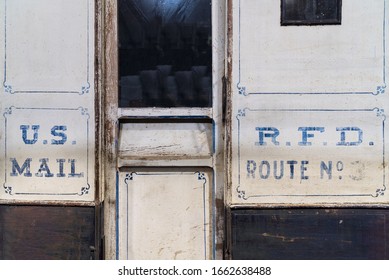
left=118, top=0, right=212, bottom=108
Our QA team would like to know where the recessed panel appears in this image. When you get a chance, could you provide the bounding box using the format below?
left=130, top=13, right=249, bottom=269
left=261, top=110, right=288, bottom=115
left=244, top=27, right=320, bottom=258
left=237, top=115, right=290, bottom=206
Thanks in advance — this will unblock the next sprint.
left=3, top=0, right=92, bottom=94
left=118, top=170, right=213, bottom=260
left=233, top=0, right=385, bottom=94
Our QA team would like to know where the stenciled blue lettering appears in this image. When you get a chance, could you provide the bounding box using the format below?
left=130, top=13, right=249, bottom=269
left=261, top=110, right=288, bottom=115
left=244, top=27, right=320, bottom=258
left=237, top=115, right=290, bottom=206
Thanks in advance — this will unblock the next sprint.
left=287, top=160, right=297, bottom=179
left=10, top=158, right=32, bottom=177
left=20, top=125, right=40, bottom=145
left=51, top=126, right=67, bottom=145
left=68, top=159, right=84, bottom=178
left=246, top=160, right=257, bottom=178
left=320, top=161, right=332, bottom=179
left=35, top=158, right=54, bottom=177
left=259, top=161, right=270, bottom=179
left=56, top=159, right=66, bottom=177
left=274, top=161, right=284, bottom=180
left=255, top=127, right=280, bottom=146
left=300, top=160, right=309, bottom=180
left=336, top=127, right=363, bottom=146
left=298, top=127, right=324, bottom=146
left=245, top=160, right=313, bottom=180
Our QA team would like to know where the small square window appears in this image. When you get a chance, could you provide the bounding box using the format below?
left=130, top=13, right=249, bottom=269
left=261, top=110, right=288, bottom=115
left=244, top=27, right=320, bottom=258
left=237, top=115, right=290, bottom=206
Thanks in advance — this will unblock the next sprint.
left=281, top=0, right=342, bottom=26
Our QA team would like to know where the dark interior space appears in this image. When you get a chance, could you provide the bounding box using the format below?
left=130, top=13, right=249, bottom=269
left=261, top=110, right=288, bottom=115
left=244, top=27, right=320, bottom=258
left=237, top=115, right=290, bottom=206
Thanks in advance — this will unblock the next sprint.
left=118, top=0, right=212, bottom=107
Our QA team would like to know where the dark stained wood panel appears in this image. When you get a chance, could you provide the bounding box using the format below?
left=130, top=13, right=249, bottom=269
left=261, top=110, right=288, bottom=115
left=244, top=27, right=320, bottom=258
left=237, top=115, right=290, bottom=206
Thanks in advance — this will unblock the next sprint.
left=0, top=218, right=3, bottom=260
left=0, top=205, right=95, bottom=260
left=231, top=209, right=389, bottom=260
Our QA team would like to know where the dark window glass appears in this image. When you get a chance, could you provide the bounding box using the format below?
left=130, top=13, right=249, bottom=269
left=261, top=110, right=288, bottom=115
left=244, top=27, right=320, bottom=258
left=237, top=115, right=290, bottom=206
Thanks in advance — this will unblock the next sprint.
left=281, top=0, right=342, bottom=25
left=119, top=0, right=212, bottom=108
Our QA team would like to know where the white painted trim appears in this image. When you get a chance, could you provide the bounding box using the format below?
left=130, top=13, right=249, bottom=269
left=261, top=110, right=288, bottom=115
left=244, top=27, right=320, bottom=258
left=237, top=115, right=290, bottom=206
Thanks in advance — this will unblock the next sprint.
left=118, top=107, right=212, bottom=119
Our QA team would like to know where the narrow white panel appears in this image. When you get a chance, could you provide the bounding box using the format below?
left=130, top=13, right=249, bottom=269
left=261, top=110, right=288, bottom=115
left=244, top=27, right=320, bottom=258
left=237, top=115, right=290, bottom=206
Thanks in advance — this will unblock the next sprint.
left=118, top=171, right=213, bottom=260
left=119, top=122, right=213, bottom=159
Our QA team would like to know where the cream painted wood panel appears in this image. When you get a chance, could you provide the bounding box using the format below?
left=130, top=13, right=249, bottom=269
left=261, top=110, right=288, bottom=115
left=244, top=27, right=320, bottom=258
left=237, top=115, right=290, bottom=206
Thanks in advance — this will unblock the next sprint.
left=3, top=0, right=91, bottom=94
left=0, top=0, right=95, bottom=202
left=234, top=0, right=386, bottom=95
left=119, top=122, right=213, bottom=160
left=229, top=0, right=389, bottom=205
left=233, top=108, right=387, bottom=204
left=118, top=170, right=213, bottom=260
left=3, top=107, right=92, bottom=199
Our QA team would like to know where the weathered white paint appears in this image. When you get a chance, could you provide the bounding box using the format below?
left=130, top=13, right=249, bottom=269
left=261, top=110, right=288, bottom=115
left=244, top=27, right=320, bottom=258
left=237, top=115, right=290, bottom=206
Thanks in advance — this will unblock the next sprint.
left=229, top=0, right=389, bottom=205
left=234, top=0, right=385, bottom=95
left=211, top=0, right=227, bottom=260
left=4, top=0, right=91, bottom=94
left=103, top=0, right=120, bottom=260
left=3, top=107, right=91, bottom=199
left=118, top=107, right=213, bottom=119
left=108, top=0, right=226, bottom=259
left=118, top=170, right=213, bottom=260
left=0, top=0, right=95, bottom=202
left=234, top=108, right=387, bottom=204
left=119, top=122, right=213, bottom=159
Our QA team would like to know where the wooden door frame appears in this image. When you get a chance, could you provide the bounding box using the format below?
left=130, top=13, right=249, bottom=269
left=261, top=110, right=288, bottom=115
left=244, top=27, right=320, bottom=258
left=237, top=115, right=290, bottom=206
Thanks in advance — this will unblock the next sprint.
left=100, top=0, right=227, bottom=260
